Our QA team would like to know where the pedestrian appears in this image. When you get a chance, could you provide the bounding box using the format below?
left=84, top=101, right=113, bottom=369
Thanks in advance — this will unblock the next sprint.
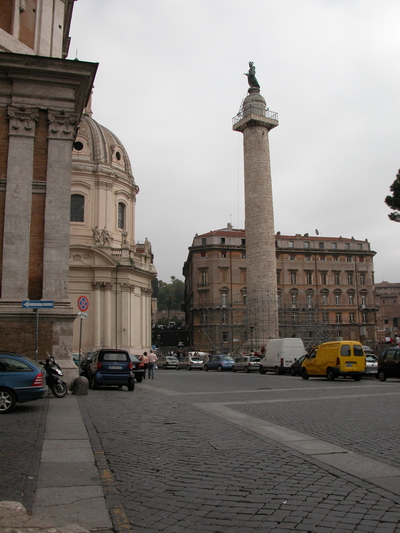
left=147, top=350, right=158, bottom=379
left=140, top=351, right=149, bottom=379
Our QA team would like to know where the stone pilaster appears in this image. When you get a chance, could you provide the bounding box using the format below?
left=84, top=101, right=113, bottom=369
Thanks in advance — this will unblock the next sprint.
left=2, top=106, right=38, bottom=298
left=42, top=110, right=79, bottom=300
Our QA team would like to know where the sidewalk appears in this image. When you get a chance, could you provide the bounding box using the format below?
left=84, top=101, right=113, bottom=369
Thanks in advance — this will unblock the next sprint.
left=0, top=395, right=112, bottom=533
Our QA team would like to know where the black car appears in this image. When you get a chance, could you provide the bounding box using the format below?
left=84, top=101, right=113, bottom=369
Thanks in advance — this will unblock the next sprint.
left=377, top=346, right=400, bottom=381
left=290, top=354, right=307, bottom=376
left=129, top=355, right=145, bottom=382
left=86, top=349, right=135, bottom=390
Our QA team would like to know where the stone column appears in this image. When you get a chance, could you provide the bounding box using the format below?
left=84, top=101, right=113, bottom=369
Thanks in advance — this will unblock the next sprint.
left=103, top=282, right=113, bottom=347
left=233, top=86, right=279, bottom=346
left=93, top=281, right=102, bottom=347
left=2, top=106, right=38, bottom=298
left=42, top=110, right=79, bottom=300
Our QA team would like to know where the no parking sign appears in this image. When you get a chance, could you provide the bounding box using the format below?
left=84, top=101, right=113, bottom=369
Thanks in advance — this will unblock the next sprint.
left=77, top=295, right=89, bottom=312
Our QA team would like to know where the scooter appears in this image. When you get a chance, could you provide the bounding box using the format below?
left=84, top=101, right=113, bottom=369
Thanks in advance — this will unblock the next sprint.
left=40, top=355, right=68, bottom=398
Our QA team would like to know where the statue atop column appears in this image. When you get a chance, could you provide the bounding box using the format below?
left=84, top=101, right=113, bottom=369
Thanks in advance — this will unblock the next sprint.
left=244, top=61, right=260, bottom=89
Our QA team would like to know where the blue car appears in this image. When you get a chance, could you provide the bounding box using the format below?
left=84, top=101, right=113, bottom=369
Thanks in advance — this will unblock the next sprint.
left=87, top=349, right=135, bottom=390
left=0, top=353, right=48, bottom=414
left=203, top=354, right=235, bottom=372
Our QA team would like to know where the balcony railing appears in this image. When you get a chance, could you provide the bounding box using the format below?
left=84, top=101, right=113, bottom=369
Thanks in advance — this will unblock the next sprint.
left=232, top=106, right=278, bottom=126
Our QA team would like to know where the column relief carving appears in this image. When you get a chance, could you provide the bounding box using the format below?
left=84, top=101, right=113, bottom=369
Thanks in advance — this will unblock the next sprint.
left=8, top=106, right=39, bottom=136
left=93, top=281, right=103, bottom=290
left=121, top=283, right=135, bottom=292
left=47, top=110, right=79, bottom=140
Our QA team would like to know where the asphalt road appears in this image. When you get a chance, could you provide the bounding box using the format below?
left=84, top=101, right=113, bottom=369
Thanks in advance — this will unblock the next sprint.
left=79, top=370, right=400, bottom=533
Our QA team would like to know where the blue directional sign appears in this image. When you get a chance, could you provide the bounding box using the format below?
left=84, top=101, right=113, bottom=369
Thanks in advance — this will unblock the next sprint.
left=22, top=300, right=54, bottom=309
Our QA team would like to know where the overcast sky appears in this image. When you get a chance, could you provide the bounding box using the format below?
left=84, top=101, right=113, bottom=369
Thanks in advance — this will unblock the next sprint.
left=69, top=0, right=400, bottom=283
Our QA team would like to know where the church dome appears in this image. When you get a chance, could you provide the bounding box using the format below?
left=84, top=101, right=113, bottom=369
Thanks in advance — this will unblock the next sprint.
left=72, top=114, right=135, bottom=183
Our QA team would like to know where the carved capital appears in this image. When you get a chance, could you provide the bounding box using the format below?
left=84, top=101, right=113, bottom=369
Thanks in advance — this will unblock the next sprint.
left=8, top=106, right=39, bottom=136
left=104, top=282, right=113, bottom=291
left=47, top=110, right=79, bottom=140
left=93, top=281, right=102, bottom=290
left=121, top=283, right=135, bottom=292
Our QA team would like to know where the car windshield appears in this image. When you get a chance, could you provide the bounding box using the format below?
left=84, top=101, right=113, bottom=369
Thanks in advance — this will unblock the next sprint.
left=249, top=357, right=260, bottom=362
left=221, top=356, right=234, bottom=361
left=130, top=355, right=140, bottom=362
left=366, top=355, right=378, bottom=362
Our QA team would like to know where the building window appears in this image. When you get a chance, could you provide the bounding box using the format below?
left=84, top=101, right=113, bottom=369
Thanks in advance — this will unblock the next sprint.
left=200, top=270, right=208, bottom=285
left=319, top=242, right=324, bottom=249
left=306, top=271, right=313, bottom=284
left=321, top=292, right=328, bottom=305
left=358, top=243, right=363, bottom=250
left=322, top=311, right=328, bottom=322
left=332, top=242, right=337, bottom=250
left=241, top=239, right=246, bottom=246
left=288, top=240, right=294, bottom=248
left=359, top=273, right=366, bottom=285
left=202, top=238, right=206, bottom=245
left=70, top=194, right=84, bottom=222
left=335, top=294, right=341, bottom=305
left=334, top=272, right=340, bottom=285
left=307, top=293, right=313, bottom=308
left=348, top=293, right=354, bottom=305
left=221, top=291, right=228, bottom=308
left=320, top=272, right=327, bottom=285
left=222, top=331, right=228, bottom=342
left=361, top=294, right=367, bottom=307
left=320, top=256, right=326, bottom=261
left=347, top=272, right=353, bottom=284
left=118, top=202, right=125, bottom=229
left=290, top=271, right=297, bottom=285
left=220, top=237, right=225, bottom=244
left=347, top=256, right=353, bottom=262
left=359, top=256, right=364, bottom=262
left=290, top=255, right=296, bottom=260
left=202, top=309, right=208, bottom=324
left=362, top=312, right=367, bottom=324
left=305, top=255, right=312, bottom=261
left=221, top=251, right=227, bottom=258
left=241, top=252, right=246, bottom=259
left=200, top=251, right=207, bottom=258
left=336, top=312, right=342, bottom=324
left=350, top=312, right=355, bottom=323
left=345, top=243, right=350, bottom=250
left=304, top=241, right=310, bottom=249
left=221, top=310, right=228, bottom=324
left=333, top=256, right=338, bottom=261
left=277, top=271, right=281, bottom=284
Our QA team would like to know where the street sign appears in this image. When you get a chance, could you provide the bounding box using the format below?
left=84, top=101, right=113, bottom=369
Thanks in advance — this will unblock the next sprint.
left=77, top=295, right=89, bottom=312
left=22, top=300, right=54, bottom=309
left=78, top=312, right=88, bottom=320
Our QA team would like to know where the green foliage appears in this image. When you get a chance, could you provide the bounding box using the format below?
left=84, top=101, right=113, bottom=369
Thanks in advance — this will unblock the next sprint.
left=153, top=276, right=184, bottom=310
left=385, top=169, right=400, bottom=222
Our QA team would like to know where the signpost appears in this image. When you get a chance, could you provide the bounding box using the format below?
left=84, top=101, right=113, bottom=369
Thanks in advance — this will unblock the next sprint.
left=77, top=296, right=89, bottom=358
left=22, top=300, right=54, bottom=360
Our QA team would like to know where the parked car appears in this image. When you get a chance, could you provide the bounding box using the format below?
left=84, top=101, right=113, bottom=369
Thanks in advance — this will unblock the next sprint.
left=0, top=352, right=48, bottom=413
left=377, top=346, right=400, bottom=381
left=86, top=349, right=135, bottom=390
left=178, top=353, right=206, bottom=370
left=203, top=355, right=234, bottom=372
left=129, top=355, right=145, bottom=382
left=233, top=356, right=261, bottom=372
left=290, top=354, right=307, bottom=376
left=163, top=356, right=180, bottom=369
left=365, top=354, right=378, bottom=376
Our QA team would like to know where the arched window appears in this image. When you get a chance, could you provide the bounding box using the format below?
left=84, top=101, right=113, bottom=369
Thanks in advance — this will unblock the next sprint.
left=70, top=194, right=84, bottom=222
left=118, top=202, right=126, bottom=229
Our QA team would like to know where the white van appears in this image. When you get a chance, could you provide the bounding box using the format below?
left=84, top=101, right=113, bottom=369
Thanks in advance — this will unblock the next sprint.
left=259, top=338, right=306, bottom=374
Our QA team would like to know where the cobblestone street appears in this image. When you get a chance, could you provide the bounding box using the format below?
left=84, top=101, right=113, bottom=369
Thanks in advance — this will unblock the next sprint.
left=77, top=372, right=400, bottom=533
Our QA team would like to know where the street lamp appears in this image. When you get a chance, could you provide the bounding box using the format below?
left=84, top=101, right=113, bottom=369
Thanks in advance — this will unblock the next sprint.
left=249, top=324, right=254, bottom=353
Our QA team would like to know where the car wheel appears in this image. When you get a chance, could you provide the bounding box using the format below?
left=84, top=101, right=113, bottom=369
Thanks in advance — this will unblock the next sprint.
left=290, top=367, right=296, bottom=376
left=91, top=376, right=99, bottom=390
left=301, top=368, right=309, bottom=380
left=378, top=369, right=387, bottom=381
left=245, top=366, right=250, bottom=373
left=187, top=365, right=191, bottom=371
left=259, top=366, right=266, bottom=375
left=326, top=368, right=335, bottom=381
left=204, top=365, right=209, bottom=371
left=217, top=365, right=222, bottom=372
left=232, top=366, right=237, bottom=372
left=136, top=377, right=142, bottom=383
left=353, top=375, right=361, bottom=381
left=274, top=366, right=280, bottom=375
left=128, top=378, right=135, bottom=391
left=0, top=388, right=17, bottom=414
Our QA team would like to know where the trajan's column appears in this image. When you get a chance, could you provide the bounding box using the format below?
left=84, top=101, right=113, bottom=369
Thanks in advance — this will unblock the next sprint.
left=233, top=62, right=279, bottom=348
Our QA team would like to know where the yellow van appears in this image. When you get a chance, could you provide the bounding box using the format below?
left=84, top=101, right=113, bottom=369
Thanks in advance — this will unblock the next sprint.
left=301, top=341, right=365, bottom=381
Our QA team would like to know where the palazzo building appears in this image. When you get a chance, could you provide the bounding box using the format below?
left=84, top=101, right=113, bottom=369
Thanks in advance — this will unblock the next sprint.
left=183, top=226, right=378, bottom=353
left=375, top=281, right=400, bottom=343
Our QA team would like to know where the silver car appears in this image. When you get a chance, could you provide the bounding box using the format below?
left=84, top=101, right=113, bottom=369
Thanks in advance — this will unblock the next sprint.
left=233, top=356, right=261, bottom=373
left=365, top=354, right=378, bottom=376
